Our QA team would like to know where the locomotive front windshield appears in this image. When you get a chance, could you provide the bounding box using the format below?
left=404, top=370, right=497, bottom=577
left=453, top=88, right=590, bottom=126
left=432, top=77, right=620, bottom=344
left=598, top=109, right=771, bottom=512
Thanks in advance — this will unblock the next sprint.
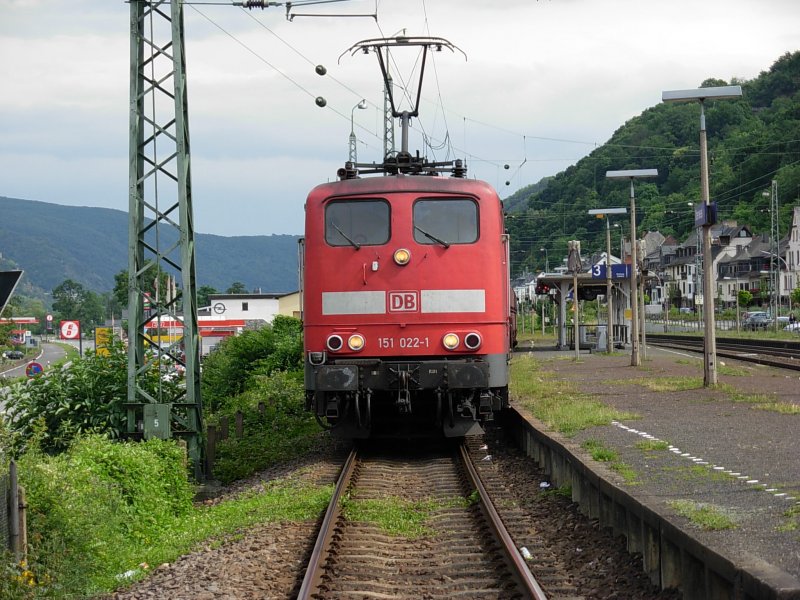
left=325, top=199, right=390, bottom=247
left=413, top=198, right=478, bottom=245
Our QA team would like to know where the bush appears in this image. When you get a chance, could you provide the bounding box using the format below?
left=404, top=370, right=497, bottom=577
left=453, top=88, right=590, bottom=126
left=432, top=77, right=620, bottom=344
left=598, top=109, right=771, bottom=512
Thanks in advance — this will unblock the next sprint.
left=0, top=342, right=183, bottom=454
left=210, top=370, right=321, bottom=484
left=16, top=435, right=193, bottom=597
left=201, top=315, right=303, bottom=412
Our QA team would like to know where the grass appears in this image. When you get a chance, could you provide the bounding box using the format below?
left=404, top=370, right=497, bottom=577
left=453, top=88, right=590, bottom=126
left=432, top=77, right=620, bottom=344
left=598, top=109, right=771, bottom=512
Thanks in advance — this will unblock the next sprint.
left=667, top=499, right=738, bottom=530
left=539, top=485, right=573, bottom=500
left=778, top=503, right=800, bottom=532
left=635, top=439, right=670, bottom=452
left=662, top=465, right=732, bottom=483
left=10, top=435, right=333, bottom=599
left=105, top=480, right=333, bottom=591
left=341, top=493, right=471, bottom=538
left=582, top=439, right=638, bottom=484
left=634, top=376, right=704, bottom=392
left=717, top=363, right=752, bottom=377
left=717, top=384, right=800, bottom=414
left=510, top=354, right=639, bottom=436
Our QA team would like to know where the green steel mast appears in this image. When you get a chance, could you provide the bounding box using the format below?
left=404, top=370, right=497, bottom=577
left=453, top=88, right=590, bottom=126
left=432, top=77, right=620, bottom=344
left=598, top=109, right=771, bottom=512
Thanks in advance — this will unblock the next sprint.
left=128, top=0, right=203, bottom=478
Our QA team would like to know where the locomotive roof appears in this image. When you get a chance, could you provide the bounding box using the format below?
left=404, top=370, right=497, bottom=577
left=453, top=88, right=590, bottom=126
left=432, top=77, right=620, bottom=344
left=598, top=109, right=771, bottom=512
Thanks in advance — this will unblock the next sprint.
left=307, top=174, right=499, bottom=200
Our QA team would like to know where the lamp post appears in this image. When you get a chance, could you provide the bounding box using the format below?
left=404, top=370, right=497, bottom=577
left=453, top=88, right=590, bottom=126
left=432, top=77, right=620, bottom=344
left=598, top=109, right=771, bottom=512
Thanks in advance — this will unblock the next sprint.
left=662, top=85, right=742, bottom=386
left=588, top=207, right=627, bottom=353
left=540, top=247, right=549, bottom=273
left=349, top=99, right=367, bottom=163
left=606, top=169, right=658, bottom=367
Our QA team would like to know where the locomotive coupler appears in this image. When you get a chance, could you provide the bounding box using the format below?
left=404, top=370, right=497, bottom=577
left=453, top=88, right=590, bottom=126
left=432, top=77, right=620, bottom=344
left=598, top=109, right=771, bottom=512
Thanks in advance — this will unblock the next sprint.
left=479, top=392, right=494, bottom=420
left=396, top=370, right=412, bottom=414
left=325, top=396, right=340, bottom=419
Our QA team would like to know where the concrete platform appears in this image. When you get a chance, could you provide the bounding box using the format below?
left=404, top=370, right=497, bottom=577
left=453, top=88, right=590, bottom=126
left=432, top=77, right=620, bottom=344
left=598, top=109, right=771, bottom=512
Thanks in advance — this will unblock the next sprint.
left=508, top=343, right=800, bottom=599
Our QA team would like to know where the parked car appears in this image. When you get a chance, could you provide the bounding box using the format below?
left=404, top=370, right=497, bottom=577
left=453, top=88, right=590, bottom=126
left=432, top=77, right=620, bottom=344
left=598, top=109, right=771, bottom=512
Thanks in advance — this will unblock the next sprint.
left=742, top=310, right=767, bottom=320
left=784, top=322, right=800, bottom=332
left=743, top=314, right=771, bottom=331
left=2, top=350, right=25, bottom=360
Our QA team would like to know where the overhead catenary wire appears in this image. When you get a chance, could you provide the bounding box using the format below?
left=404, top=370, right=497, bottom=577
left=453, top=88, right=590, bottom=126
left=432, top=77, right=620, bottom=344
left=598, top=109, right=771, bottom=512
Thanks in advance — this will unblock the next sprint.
left=190, top=1, right=798, bottom=209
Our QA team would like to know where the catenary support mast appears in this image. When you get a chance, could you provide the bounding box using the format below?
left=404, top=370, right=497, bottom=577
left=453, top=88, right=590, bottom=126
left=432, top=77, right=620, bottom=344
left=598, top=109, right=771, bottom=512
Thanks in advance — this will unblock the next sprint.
left=128, top=0, right=203, bottom=478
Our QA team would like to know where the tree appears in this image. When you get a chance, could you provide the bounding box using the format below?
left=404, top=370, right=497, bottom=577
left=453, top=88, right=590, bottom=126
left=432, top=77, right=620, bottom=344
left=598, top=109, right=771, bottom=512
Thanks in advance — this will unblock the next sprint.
left=52, top=279, right=86, bottom=319
left=738, top=289, right=753, bottom=309
left=790, top=287, right=800, bottom=309
left=52, top=279, right=107, bottom=331
left=197, top=285, right=218, bottom=308
left=225, top=281, right=248, bottom=294
left=112, top=264, right=173, bottom=309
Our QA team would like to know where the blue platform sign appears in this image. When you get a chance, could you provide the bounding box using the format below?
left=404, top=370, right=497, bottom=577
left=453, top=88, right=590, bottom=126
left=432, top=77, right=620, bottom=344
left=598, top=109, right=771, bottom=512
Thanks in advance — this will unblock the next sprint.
left=591, top=264, right=631, bottom=279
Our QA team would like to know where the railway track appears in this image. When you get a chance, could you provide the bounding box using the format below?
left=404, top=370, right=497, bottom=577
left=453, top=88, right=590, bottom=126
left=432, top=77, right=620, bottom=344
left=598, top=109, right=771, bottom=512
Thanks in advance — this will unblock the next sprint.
left=647, top=333, right=800, bottom=370
left=297, top=440, right=565, bottom=599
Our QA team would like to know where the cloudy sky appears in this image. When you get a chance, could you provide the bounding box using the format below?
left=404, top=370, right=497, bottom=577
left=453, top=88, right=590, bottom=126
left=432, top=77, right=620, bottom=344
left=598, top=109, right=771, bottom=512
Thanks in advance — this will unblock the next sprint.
left=1, top=0, right=798, bottom=237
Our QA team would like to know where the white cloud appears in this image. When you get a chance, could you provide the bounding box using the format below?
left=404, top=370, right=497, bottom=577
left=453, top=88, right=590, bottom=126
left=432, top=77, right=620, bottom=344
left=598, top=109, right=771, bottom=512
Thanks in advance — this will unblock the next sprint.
left=1, top=0, right=798, bottom=235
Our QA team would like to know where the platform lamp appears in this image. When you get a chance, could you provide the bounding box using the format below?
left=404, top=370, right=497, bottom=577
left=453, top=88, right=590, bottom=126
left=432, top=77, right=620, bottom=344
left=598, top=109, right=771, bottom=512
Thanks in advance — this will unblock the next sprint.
left=349, top=99, right=367, bottom=163
left=588, top=207, right=627, bottom=353
left=606, top=169, right=658, bottom=367
left=662, top=85, right=742, bottom=386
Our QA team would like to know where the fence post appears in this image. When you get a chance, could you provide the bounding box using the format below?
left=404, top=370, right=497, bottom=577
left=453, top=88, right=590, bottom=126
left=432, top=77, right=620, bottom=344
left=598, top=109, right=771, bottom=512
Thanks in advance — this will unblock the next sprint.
left=18, top=485, right=27, bottom=560
left=9, top=460, right=20, bottom=560
left=235, top=411, right=244, bottom=438
left=206, top=425, right=216, bottom=478
left=219, top=416, right=229, bottom=440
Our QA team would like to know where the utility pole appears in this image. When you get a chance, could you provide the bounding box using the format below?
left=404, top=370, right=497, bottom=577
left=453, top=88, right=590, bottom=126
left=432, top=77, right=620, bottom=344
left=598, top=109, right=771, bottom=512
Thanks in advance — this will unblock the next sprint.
left=128, top=0, right=203, bottom=478
left=769, top=180, right=780, bottom=328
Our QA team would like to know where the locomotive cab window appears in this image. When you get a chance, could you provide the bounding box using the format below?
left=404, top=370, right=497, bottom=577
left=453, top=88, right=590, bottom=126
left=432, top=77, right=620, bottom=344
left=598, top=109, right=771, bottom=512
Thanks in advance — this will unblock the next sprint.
left=413, top=198, right=478, bottom=245
left=325, top=199, right=390, bottom=248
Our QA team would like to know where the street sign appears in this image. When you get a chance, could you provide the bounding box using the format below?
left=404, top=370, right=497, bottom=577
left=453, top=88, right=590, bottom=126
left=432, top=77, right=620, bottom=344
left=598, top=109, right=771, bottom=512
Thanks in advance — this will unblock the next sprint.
left=25, top=362, right=44, bottom=378
left=95, top=327, right=113, bottom=356
left=46, top=314, right=53, bottom=322
left=0, top=270, right=23, bottom=315
left=591, top=264, right=632, bottom=279
left=60, top=320, right=80, bottom=340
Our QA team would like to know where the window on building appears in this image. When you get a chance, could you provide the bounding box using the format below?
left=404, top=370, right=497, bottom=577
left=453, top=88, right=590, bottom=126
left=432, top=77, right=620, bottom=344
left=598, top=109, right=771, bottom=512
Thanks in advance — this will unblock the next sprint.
left=242, top=302, right=248, bottom=311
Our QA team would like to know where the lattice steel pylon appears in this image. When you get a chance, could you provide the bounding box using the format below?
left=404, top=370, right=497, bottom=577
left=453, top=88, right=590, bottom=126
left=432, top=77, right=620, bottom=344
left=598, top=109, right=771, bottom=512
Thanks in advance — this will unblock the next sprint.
left=128, top=0, right=204, bottom=479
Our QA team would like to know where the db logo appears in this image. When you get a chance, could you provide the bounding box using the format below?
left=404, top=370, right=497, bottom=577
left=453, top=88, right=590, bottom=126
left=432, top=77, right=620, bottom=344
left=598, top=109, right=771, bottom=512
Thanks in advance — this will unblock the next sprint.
left=388, top=291, right=419, bottom=312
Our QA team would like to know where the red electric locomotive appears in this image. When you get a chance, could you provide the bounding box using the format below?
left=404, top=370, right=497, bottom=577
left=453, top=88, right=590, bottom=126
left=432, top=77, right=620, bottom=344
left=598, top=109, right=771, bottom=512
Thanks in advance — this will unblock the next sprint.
left=299, top=37, right=516, bottom=438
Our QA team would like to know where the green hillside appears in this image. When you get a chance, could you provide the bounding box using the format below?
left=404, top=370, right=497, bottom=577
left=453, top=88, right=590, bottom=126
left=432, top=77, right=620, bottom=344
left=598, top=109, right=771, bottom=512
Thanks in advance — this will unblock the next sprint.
left=506, top=50, right=800, bottom=275
left=0, top=196, right=299, bottom=295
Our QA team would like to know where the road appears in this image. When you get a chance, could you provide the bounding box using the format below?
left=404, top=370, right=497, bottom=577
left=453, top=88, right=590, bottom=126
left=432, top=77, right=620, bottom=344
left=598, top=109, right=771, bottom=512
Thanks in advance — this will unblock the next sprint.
left=0, top=342, right=69, bottom=381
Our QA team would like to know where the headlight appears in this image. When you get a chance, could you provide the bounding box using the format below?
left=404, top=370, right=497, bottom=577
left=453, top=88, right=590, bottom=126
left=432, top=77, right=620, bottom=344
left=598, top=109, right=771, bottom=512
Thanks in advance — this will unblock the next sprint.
left=347, top=334, right=365, bottom=351
left=464, top=332, right=482, bottom=350
left=326, top=335, right=343, bottom=351
left=442, top=333, right=460, bottom=350
left=393, top=248, right=411, bottom=265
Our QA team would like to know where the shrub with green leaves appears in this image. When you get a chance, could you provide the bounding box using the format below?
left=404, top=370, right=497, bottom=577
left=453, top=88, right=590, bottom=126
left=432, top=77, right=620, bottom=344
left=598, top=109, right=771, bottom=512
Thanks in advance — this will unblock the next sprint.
left=201, top=315, right=302, bottom=413
left=18, top=435, right=193, bottom=597
left=211, top=370, right=321, bottom=484
left=0, top=342, right=182, bottom=454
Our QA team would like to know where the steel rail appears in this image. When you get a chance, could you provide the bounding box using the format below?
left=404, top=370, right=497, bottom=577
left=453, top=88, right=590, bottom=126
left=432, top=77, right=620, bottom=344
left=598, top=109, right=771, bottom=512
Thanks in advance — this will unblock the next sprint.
left=459, top=443, right=548, bottom=600
left=647, top=334, right=800, bottom=371
left=297, top=446, right=358, bottom=600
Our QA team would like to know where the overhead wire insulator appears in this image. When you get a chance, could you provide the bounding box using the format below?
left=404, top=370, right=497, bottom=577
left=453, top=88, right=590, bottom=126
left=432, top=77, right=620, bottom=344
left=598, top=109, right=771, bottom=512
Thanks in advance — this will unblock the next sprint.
left=236, top=0, right=279, bottom=9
